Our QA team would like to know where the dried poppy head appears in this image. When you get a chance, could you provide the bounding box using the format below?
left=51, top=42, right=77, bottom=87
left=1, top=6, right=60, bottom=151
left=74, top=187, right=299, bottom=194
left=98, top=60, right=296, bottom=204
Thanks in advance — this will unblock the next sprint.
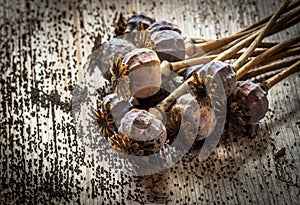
left=88, top=38, right=135, bottom=78
left=125, top=13, right=156, bottom=33
left=151, top=30, right=185, bottom=62
left=188, top=72, right=209, bottom=103
left=228, top=81, right=269, bottom=125
left=122, top=48, right=162, bottom=99
left=101, top=93, right=133, bottom=127
left=117, top=108, right=167, bottom=155
left=185, top=61, right=236, bottom=97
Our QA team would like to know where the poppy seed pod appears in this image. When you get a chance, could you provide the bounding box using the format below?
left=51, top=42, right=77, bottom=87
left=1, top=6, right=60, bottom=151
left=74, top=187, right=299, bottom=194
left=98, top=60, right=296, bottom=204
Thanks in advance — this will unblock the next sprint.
left=151, top=30, right=185, bottom=62
left=125, top=13, right=156, bottom=33
left=92, top=38, right=135, bottom=80
left=101, top=93, right=133, bottom=127
left=229, top=81, right=269, bottom=124
left=184, top=61, right=236, bottom=97
left=118, top=108, right=167, bottom=153
left=122, top=48, right=162, bottom=98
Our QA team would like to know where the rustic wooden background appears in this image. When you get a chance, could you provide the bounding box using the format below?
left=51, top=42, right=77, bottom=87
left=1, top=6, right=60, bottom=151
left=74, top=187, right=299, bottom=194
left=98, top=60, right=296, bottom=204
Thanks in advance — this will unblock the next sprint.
left=1, top=0, right=300, bottom=204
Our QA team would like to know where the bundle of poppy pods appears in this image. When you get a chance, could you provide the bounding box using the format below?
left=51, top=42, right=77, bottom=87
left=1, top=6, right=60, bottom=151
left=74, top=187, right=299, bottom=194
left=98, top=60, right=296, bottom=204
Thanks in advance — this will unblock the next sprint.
left=89, top=0, right=300, bottom=156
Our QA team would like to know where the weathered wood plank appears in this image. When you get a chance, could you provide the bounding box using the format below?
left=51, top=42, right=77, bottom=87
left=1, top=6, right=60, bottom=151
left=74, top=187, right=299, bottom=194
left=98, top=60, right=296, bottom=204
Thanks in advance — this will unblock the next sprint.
left=1, top=0, right=299, bottom=204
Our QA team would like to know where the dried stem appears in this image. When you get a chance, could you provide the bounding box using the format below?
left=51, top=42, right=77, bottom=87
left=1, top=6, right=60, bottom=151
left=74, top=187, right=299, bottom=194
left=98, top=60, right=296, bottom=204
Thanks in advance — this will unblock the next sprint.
left=161, top=48, right=266, bottom=75
left=214, top=29, right=260, bottom=62
left=192, top=9, right=299, bottom=58
left=257, top=42, right=279, bottom=48
left=242, top=56, right=300, bottom=80
left=261, top=46, right=300, bottom=64
left=160, top=57, right=213, bottom=76
left=189, top=34, right=250, bottom=58
left=185, top=29, right=257, bottom=57
left=232, top=49, right=266, bottom=58
left=149, top=80, right=191, bottom=120
left=206, top=40, right=275, bottom=56
left=186, top=4, right=300, bottom=57
left=252, top=71, right=282, bottom=84
left=266, top=6, right=300, bottom=34
left=175, top=49, right=266, bottom=75
left=236, top=35, right=300, bottom=80
left=188, top=38, right=279, bottom=49
left=263, top=60, right=300, bottom=90
left=204, top=37, right=248, bottom=57
left=232, top=0, right=290, bottom=70
left=215, top=0, right=289, bottom=65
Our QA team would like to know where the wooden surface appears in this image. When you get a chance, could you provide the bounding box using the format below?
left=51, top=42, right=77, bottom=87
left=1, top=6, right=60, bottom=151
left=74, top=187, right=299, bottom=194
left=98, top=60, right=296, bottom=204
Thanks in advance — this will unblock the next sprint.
left=1, top=0, right=300, bottom=204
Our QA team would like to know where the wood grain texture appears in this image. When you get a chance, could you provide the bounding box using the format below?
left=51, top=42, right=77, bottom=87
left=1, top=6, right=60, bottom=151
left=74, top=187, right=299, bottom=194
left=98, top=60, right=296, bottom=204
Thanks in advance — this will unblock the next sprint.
left=0, top=0, right=299, bottom=204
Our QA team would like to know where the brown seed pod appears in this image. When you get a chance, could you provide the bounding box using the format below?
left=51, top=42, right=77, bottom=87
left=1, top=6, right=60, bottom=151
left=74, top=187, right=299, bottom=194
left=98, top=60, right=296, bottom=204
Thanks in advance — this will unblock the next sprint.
left=101, top=93, right=133, bottom=127
left=151, top=30, right=185, bottom=62
left=89, top=38, right=135, bottom=79
left=228, top=80, right=269, bottom=124
left=187, top=71, right=225, bottom=141
left=166, top=93, right=216, bottom=142
left=122, top=48, right=161, bottom=98
left=91, top=92, right=134, bottom=139
left=203, top=61, right=236, bottom=97
left=125, top=13, right=156, bottom=33
left=186, top=74, right=218, bottom=140
left=148, top=20, right=181, bottom=34
left=166, top=94, right=199, bottom=142
left=118, top=108, right=167, bottom=154
left=165, top=103, right=181, bottom=143
left=185, top=61, right=236, bottom=97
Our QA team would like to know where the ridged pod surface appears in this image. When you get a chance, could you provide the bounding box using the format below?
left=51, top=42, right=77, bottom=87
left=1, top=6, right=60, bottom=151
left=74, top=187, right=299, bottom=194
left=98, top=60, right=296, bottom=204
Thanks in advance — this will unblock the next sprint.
left=151, top=30, right=185, bottom=62
left=125, top=13, right=156, bottom=33
left=166, top=94, right=198, bottom=142
left=94, top=38, right=135, bottom=80
left=230, top=81, right=269, bottom=124
left=118, top=108, right=167, bottom=153
left=101, top=93, right=133, bottom=127
left=185, top=61, right=236, bottom=97
left=122, top=48, right=161, bottom=98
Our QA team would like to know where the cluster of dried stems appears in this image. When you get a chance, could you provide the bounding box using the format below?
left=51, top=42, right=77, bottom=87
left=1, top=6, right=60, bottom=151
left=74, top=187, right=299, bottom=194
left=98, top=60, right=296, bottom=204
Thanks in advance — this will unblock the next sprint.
left=154, top=0, right=300, bottom=114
